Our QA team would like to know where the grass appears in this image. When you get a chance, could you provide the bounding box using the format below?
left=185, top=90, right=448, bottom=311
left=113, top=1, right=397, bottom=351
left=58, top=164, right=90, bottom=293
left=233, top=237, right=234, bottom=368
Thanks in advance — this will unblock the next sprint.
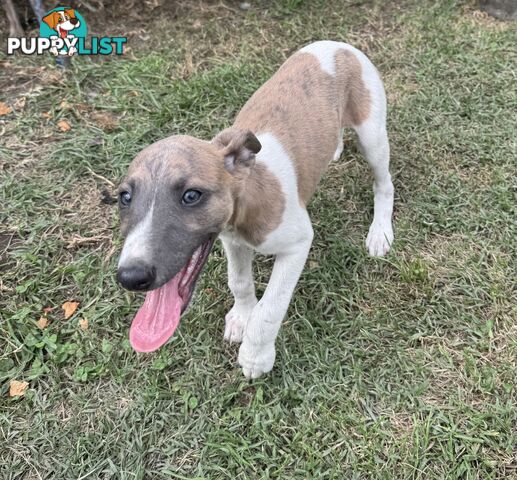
left=1, top=0, right=516, bottom=478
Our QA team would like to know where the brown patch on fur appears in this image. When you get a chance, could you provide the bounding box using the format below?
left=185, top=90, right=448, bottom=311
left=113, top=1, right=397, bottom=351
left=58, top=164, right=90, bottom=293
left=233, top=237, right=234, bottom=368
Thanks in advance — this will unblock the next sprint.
left=233, top=50, right=371, bottom=204
left=334, top=49, right=372, bottom=126
left=229, top=162, right=285, bottom=246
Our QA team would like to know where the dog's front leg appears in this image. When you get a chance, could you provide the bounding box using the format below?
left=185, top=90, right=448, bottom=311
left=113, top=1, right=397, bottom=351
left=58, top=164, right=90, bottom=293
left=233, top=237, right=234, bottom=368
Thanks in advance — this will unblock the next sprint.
left=221, top=236, right=257, bottom=343
left=238, top=227, right=313, bottom=379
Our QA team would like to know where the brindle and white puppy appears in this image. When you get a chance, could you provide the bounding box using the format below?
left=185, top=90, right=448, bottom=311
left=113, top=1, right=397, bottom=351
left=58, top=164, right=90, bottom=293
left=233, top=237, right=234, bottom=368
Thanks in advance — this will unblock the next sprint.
left=117, top=41, right=394, bottom=378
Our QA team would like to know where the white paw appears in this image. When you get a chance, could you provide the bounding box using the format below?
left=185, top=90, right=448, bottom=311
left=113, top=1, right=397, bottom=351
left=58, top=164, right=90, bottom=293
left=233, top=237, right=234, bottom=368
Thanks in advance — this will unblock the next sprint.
left=238, top=340, right=276, bottom=379
left=224, top=302, right=255, bottom=343
left=366, top=222, right=394, bottom=257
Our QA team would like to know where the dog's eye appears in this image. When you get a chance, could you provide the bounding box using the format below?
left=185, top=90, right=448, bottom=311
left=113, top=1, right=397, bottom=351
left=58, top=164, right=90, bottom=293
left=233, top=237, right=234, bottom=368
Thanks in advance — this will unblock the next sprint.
left=119, top=191, right=132, bottom=206
left=182, top=189, right=202, bottom=205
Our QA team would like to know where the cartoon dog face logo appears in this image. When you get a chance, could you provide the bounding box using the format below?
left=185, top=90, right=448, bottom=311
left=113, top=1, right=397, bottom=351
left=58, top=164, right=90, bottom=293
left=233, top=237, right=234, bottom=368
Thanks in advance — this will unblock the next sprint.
left=42, top=9, right=81, bottom=55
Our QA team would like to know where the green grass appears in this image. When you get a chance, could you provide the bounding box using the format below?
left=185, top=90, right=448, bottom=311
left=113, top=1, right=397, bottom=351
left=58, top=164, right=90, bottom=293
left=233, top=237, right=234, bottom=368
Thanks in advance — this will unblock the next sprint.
left=1, top=0, right=516, bottom=478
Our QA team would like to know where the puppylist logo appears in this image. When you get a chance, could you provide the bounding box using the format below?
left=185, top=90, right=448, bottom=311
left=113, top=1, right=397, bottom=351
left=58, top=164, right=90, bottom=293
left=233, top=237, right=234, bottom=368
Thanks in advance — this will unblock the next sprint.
left=7, top=6, right=127, bottom=56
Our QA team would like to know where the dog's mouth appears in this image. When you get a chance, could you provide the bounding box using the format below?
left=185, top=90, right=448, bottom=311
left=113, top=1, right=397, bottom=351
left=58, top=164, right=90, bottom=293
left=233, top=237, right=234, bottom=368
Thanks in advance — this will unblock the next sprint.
left=129, top=236, right=216, bottom=353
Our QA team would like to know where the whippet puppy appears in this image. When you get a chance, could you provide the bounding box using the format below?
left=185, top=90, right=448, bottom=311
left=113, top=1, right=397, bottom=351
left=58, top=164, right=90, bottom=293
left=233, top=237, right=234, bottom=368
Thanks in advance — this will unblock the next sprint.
left=117, top=41, right=394, bottom=379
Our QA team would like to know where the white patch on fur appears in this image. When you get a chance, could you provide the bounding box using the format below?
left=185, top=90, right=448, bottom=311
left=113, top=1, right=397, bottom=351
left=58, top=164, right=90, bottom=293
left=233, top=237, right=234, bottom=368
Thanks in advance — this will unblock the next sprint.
left=366, top=219, right=394, bottom=256
left=118, top=200, right=155, bottom=267
left=233, top=133, right=314, bottom=378
left=239, top=339, right=276, bottom=379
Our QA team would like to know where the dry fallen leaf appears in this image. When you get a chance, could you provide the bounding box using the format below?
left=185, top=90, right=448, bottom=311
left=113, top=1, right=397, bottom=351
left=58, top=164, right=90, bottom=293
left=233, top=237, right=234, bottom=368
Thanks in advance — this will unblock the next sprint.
left=13, top=97, right=26, bottom=110
left=78, top=318, right=89, bottom=330
left=36, top=316, right=49, bottom=329
left=0, top=102, right=12, bottom=116
left=57, top=119, right=71, bottom=132
left=42, top=111, right=52, bottom=119
left=59, top=100, right=71, bottom=110
left=90, top=111, right=119, bottom=132
left=62, top=301, right=80, bottom=319
left=9, top=380, right=28, bottom=397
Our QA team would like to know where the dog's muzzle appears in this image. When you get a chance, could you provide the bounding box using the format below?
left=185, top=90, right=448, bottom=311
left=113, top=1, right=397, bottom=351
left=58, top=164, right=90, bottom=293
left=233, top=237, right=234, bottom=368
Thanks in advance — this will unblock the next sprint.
left=117, top=264, right=156, bottom=291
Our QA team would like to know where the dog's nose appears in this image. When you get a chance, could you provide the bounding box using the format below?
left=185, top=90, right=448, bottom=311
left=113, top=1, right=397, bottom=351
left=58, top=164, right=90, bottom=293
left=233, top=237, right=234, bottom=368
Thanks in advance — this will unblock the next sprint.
left=117, top=265, right=156, bottom=291
left=70, top=18, right=79, bottom=25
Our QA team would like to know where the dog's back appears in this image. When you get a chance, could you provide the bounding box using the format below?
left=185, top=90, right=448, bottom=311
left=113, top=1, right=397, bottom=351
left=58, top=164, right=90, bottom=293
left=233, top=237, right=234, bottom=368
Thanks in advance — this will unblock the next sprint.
left=234, top=41, right=385, bottom=204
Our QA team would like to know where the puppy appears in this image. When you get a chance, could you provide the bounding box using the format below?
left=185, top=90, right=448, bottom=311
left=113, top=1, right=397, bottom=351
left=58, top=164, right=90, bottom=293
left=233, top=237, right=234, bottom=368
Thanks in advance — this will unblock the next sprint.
left=116, top=41, right=394, bottom=378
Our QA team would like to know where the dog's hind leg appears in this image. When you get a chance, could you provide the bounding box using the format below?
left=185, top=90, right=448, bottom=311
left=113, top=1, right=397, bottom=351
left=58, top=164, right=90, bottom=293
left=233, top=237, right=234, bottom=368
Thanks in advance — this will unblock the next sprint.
left=221, top=236, right=257, bottom=343
left=356, top=121, right=394, bottom=257
left=348, top=50, right=394, bottom=257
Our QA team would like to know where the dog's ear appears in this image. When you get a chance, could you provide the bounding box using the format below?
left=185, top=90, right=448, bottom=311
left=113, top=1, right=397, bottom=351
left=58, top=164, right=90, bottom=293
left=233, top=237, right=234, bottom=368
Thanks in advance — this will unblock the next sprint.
left=42, top=11, right=60, bottom=30
left=212, top=128, right=261, bottom=173
left=64, top=8, right=76, bottom=18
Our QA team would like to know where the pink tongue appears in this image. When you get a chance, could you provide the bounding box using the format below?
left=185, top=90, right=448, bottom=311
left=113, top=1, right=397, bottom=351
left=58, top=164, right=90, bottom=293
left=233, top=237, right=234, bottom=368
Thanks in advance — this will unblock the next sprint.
left=129, top=274, right=183, bottom=353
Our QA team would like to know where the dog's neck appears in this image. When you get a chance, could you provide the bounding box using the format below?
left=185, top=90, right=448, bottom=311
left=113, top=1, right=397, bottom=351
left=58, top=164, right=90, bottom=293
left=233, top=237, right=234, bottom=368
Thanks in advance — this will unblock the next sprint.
left=226, top=161, right=285, bottom=246
left=227, top=167, right=263, bottom=232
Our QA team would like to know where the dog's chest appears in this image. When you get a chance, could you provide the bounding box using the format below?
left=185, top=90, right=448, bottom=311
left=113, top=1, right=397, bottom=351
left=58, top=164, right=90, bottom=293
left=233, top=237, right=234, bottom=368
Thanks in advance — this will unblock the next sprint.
left=219, top=229, right=255, bottom=251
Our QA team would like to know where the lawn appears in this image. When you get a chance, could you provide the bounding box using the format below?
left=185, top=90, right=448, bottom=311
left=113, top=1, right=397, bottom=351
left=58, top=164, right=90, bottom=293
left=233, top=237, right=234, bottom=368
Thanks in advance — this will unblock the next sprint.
left=0, top=0, right=516, bottom=478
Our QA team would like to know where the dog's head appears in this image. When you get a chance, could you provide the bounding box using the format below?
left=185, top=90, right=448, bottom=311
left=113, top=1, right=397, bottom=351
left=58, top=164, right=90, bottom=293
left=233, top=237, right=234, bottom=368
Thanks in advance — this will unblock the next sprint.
left=42, top=9, right=80, bottom=35
left=116, top=130, right=261, bottom=352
